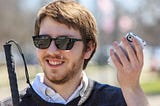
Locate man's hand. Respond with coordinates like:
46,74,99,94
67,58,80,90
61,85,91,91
110,37,150,106
110,37,143,89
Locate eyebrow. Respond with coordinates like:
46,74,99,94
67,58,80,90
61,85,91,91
56,34,82,39
39,34,81,39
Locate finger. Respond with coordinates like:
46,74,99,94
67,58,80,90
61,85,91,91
110,48,123,70
121,37,138,64
113,41,129,66
133,38,144,66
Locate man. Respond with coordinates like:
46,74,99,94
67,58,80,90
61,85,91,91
1,0,149,106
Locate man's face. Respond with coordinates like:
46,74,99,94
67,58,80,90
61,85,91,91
37,17,91,84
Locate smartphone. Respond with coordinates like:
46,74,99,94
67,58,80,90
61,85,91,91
108,32,146,67
125,32,146,48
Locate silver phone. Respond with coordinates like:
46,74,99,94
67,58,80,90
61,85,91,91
108,32,146,67
125,32,146,48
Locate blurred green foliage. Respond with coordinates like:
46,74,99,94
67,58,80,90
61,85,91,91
142,77,160,95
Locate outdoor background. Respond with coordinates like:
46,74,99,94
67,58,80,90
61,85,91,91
0,0,160,105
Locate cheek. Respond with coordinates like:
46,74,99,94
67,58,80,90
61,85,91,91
72,44,85,57
64,46,85,60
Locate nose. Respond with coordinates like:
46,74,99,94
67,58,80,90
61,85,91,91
47,41,60,55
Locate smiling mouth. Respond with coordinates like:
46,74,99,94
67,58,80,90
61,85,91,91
47,59,64,66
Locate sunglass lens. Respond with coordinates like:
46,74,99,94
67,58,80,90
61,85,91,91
33,35,51,49
55,36,74,50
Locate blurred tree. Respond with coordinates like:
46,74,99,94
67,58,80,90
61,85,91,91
0,0,36,50
134,0,160,46
94,0,160,65
0,0,160,65
0,0,38,64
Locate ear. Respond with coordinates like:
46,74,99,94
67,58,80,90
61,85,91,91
84,41,95,59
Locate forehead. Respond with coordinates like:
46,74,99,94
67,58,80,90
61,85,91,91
39,17,81,38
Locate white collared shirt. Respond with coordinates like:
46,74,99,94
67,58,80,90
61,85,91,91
32,71,88,104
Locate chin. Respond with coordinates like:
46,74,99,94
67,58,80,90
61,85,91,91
47,73,70,85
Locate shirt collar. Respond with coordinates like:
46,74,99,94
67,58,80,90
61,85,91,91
32,71,88,104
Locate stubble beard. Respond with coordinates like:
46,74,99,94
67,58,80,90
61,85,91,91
42,54,84,85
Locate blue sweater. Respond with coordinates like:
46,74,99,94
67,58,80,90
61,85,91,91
19,80,127,106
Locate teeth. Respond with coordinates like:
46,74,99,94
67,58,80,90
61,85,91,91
49,61,62,65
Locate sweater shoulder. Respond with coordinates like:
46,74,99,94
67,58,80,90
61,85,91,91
93,81,123,97
87,81,127,106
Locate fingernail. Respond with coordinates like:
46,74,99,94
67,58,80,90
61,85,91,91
113,41,118,47
110,48,114,55
121,37,126,42
132,37,137,42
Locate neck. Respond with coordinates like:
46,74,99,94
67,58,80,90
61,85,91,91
44,72,83,100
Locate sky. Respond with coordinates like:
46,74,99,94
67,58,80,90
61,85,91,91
20,0,143,13
19,0,40,12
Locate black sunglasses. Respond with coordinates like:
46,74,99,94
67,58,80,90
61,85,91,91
32,35,83,50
